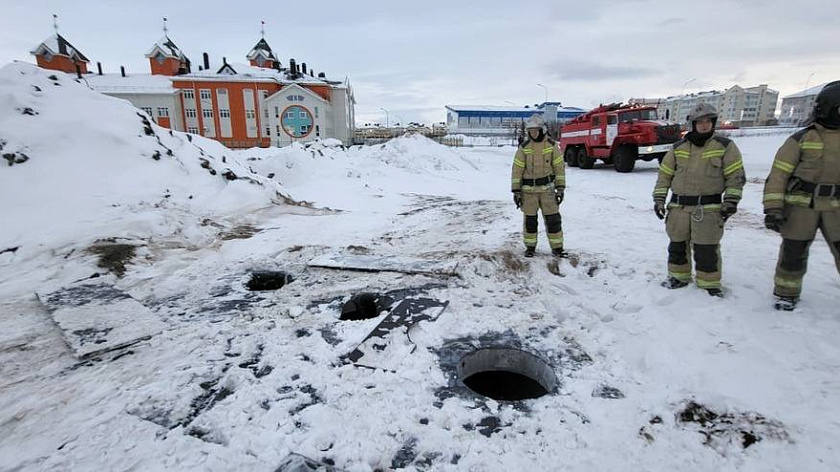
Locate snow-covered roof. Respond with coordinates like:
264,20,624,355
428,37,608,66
784,82,829,99
246,38,277,61
184,62,330,85
145,36,189,62
30,34,89,62
86,73,176,95
446,105,585,113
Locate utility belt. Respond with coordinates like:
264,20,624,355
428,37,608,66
789,178,840,198
522,174,556,186
670,194,722,206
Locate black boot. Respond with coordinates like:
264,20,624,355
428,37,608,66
774,296,798,311
552,247,566,258
706,288,725,298
661,277,689,289
524,247,536,258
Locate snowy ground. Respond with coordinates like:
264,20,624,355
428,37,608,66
1,63,840,471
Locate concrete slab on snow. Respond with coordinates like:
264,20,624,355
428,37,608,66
308,253,458,276
37,279,166,359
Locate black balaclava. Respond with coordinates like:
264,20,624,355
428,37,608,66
685,116,717,146
528,128,546,142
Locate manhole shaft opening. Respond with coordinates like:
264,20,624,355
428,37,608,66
247,271,293,291
458,347,556,401
340,292,384,321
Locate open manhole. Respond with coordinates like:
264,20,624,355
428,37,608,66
246,271,294,291
340,292,383,321
458,348,557,401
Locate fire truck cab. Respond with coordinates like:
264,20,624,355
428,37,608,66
559,103,681,173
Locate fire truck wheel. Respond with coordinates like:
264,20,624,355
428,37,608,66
577,148,595,169
614,146,637,173
565,147,579,167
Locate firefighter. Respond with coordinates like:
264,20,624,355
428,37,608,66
511,114,566,257
763,80,840,311
652,103,746,296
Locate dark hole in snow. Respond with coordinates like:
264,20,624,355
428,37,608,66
247,271,293,291
458,348,556,401
339,292,382,321
88,243,136,277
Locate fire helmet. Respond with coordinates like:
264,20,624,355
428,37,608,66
687,102,718,123
814,80,840,129
525,114,546,129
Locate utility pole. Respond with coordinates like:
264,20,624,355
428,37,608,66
536,83,548,104
379,107,390,128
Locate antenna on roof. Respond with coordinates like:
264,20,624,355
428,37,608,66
163,17,168,35
52,14,59,34
261,20,265,38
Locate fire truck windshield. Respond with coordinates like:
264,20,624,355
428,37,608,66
619,109,658,122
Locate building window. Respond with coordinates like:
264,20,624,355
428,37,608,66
183,90,195,100
316,125,320,137
43,51,53,62
287,111,295,119
300,125,309,133
185,108,197,118
155,52,166,64
314,107,319,118
268,126,273,136
187,127,199,134
141,107,153,116
157,107,169,117
245,110,256,119
203,109,213,118
200,89,211,100
275,107,280,118
299,111,307,119
217,89,227,95
220,109,231,118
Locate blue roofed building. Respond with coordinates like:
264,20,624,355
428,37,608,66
445,102,586,135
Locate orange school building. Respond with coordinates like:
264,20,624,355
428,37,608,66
31,32,356,147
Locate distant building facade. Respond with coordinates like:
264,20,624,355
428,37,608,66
632,84,779,127
779,83,828,127
30,31,356,147
445,102,586,135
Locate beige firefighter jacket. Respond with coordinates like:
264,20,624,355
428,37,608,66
763,124,840,212
511,137,565,193
653,135,746,207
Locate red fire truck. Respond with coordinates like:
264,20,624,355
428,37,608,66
559,103,681,173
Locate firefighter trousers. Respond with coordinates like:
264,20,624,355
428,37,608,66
773,205,840,298
665,205,725,289
521,190,563,249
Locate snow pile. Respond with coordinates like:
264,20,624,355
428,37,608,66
0,62,283,253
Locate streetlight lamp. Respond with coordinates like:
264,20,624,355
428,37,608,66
680,78,696,97
380,107,390,128
536,83,548,104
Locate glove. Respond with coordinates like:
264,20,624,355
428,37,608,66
554,187,565,205
513,191,522,209
654,200,666,220
764,208,785,233
720,201,737,222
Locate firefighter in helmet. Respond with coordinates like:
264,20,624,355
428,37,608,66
652,103,746,296
763,80,840,311
511,114,566,257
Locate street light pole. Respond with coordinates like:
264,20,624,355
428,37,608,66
536,83,548,104
379,107,390,128
680,78,696,97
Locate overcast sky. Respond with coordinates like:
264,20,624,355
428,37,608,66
2,0,838,125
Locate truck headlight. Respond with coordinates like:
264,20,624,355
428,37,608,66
646,146,654,152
